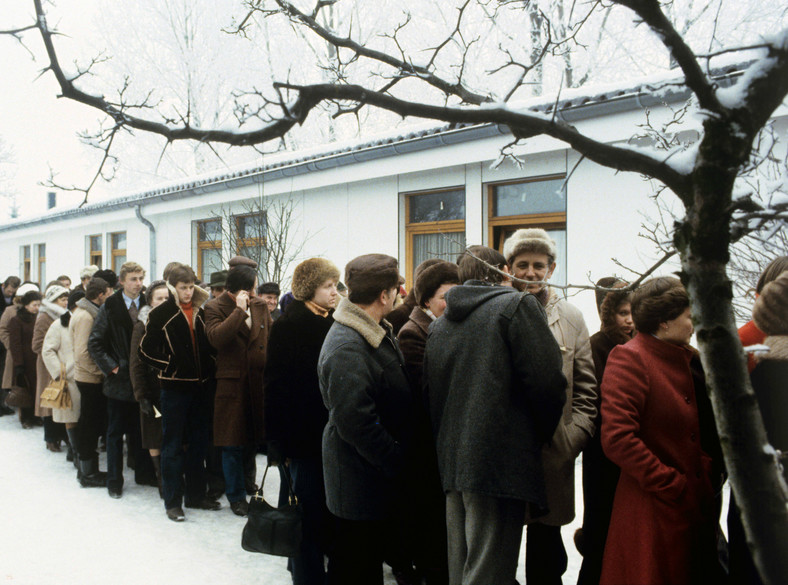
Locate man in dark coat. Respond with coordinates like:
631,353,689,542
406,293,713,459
318,254,413,585
424,246,566,585
0,276,20,415
203,262,271,517
265,257,340,584
88,261,153,498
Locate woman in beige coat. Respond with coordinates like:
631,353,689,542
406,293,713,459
42,290,83,464
33,285,69,451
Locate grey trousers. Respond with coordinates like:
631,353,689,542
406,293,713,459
445,490,526,585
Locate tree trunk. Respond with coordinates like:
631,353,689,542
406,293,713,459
678,161,788,584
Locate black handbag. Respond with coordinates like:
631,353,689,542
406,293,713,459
241,463,303,557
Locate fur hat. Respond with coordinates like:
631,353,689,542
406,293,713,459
292,258,340,301
753,271,788,336
44,284,69,303
415,261,460,307
16,282,39,298
228,255,258,269
502,228,558,265
80,265,99,279
258,282,281,296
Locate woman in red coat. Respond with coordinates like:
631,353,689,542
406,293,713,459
600,277,724,585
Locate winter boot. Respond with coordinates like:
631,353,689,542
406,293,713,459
78,457,107,488
151,455,163,498
66,428,80,469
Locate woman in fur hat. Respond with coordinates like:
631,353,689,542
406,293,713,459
7,288,43,428
33,284,70,451
728,270,788,585
264,257,340,585
577,279,633,585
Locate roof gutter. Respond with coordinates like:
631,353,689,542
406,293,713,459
135,205,156,278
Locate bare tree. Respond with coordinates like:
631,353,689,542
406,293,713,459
0,137,19,219
3,1,788,581
211,195,308,290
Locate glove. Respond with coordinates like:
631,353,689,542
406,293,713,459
13,365,26,388
266,440,285,467
139,398,154,417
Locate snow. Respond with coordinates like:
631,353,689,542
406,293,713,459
0,412,586,584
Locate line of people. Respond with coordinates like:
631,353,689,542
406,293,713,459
0,240,785,585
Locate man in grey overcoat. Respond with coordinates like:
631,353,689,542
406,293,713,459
425,245,566,585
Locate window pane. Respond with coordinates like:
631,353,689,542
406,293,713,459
201,248,223,281
236,214,266,240
90,235,102,252
23,246,30,260
412,231,466,278
409,190,465,223
113,254,127,274
493,179,566,216
38,244,46,258
112,232,127,250
199,220,222,242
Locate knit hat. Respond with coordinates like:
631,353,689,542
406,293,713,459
502,228,558,265
15,282,39,298
292,258,340,301
44,284,70,303
80,265,99,279
228,255,258,269
753,271,788,336
415,261,460,307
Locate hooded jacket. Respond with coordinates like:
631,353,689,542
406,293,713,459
138,284,213,388
425,282,566,509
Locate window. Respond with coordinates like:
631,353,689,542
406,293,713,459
21,245,31,282
89,235,103,268
404,188,466,288
196,219,223,282
488,175,567,290
110,232,127,274
36,244,46,287
235,213,267,271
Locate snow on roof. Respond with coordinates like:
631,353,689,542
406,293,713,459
0,61,753,231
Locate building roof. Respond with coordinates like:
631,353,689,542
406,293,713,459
0,62,750,232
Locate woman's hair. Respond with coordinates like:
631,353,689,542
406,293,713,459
167,265,196,287
145,280,169,305
20,290,42,307
457,245,507,284
225,265,257,294
756,256,788,295
631,276,689,335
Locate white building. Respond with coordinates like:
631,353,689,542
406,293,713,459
0,64,778,329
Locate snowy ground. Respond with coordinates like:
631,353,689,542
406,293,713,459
0,412,586,585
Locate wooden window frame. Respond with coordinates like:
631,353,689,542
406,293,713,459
404,188,466,290
234,213,267,254
110,231,127,274
196,219,222,282
22,245,31,282
88,234,103,268
37,243,46,288
486,175,567,253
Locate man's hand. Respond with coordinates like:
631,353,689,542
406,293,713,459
236,290,249,311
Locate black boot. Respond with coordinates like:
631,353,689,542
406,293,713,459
66,428,80,469
151,454,163,498
78,457,107,488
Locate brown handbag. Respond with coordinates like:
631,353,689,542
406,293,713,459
5,384,33,408
40,365,71,410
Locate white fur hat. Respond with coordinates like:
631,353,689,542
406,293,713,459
45,284,70,303
502,228,558,265
15,283,40,297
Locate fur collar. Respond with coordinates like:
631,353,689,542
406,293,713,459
40,299,67,321
75,297,100,318
333,297,387,348
137,304,152,325
763,335,788,361
164,282,210,310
